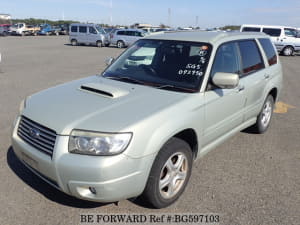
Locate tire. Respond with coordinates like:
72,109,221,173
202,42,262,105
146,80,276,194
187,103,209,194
251,95,274,133
282,46,294,56
141,137,193,208
117,40,125,48
96,40,102,47
71,39,78,46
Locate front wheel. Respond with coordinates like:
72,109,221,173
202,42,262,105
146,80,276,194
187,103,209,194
282,46,294,56
117,40,125,48
141,137,193,208
252,95,274,133
96,40,102,47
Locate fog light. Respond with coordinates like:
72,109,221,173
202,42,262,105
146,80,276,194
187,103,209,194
89,187,97,194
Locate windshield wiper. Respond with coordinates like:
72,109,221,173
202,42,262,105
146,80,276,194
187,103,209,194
105,76,146,85
155,84,197,93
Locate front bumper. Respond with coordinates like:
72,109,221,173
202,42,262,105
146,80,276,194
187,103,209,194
11,116,155,202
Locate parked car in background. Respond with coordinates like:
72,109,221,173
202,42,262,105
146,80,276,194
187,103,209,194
38,24,60,36
9,23,40,36
69,23,109,47
58,24,69,35
241,24,300,56
0,24,11,36
12,31,282,208
110,29,146,48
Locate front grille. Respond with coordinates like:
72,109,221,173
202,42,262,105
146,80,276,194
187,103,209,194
17,116,57,157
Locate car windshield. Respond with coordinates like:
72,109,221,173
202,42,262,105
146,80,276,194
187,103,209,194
102,39,212,92
95,25,105,33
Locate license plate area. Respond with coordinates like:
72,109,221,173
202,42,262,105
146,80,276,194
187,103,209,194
22,152,39,171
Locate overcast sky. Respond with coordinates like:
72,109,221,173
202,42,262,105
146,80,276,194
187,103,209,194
2,0,300,28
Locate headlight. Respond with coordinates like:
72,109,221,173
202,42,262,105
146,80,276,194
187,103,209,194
19,97,28,114
69,130,132,156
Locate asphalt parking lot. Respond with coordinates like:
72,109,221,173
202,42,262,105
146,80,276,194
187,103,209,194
0,36,299,225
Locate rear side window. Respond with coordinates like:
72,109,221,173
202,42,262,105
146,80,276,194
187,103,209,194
79,26,87,33
259,38,277,66
238,40,265,75
71,26,77,32
262,28,281,37
242,27,260,32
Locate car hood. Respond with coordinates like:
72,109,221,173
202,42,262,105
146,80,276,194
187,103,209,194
22,76,188,135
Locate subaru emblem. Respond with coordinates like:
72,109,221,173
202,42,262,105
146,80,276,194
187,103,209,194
29,128,40,139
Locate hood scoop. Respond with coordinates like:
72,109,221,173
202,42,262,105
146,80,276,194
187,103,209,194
80,82,129,98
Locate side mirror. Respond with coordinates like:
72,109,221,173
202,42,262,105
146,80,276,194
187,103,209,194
212,72,239,89
105,57,114,66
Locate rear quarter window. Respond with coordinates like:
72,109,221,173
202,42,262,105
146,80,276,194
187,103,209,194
259,38,277,66
238,40,265,75
262,28,281,37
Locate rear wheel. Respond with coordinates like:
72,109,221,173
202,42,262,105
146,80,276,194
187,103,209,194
117,40,125,48
282,46,294,56
251,95,274,133
71,39,78,46
141,137,193,208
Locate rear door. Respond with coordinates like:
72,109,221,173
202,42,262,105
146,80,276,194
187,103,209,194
237,39,267,120
125,31,136,46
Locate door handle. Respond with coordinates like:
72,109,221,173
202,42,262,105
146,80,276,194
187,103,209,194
264,74,270,79
237,85,244,92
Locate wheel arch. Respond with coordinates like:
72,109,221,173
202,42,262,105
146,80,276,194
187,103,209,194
173,129,199,159
268,87,278,101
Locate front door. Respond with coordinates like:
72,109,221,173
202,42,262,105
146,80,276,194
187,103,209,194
203,41,246,146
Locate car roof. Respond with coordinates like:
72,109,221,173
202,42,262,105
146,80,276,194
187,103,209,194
115,28,144,32
241,24,296,29
70,23,98,26
145,31,268,44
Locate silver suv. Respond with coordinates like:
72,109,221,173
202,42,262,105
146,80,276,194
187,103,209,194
12,31,282,208
110,29,146,48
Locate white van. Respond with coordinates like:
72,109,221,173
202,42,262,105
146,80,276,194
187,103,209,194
69,23,109,47
240,24,300,56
